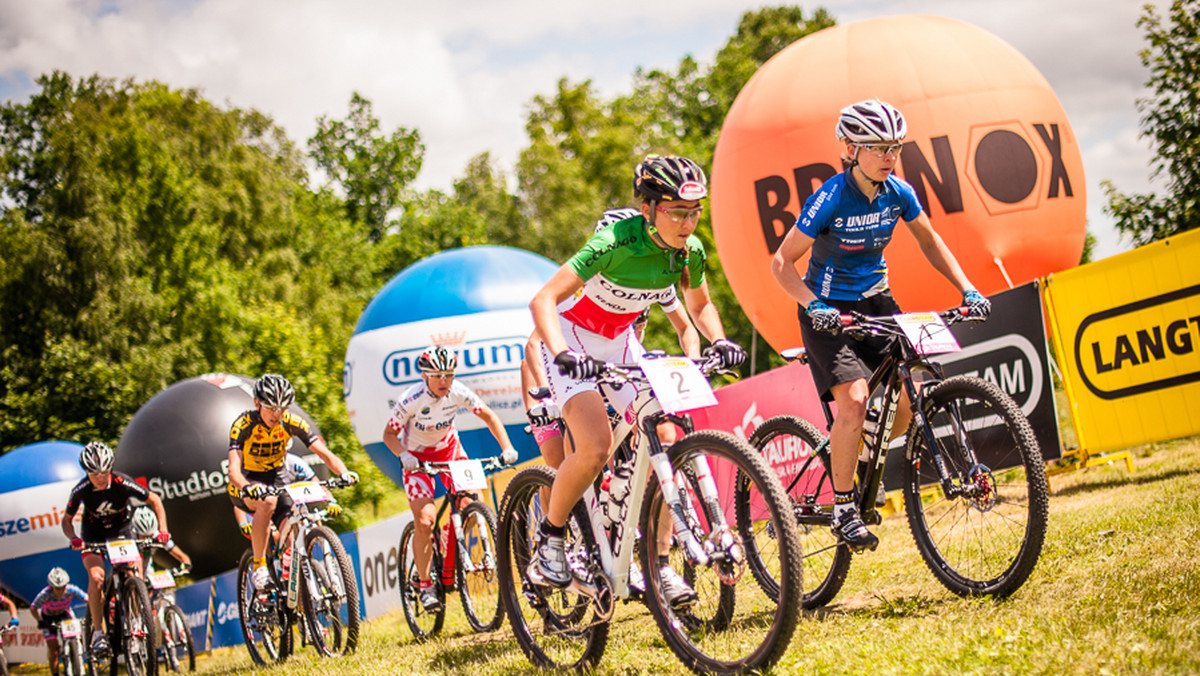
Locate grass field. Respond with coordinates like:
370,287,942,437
11,436,1199,675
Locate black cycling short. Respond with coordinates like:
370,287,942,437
81,521,135,544
798,291,901,402
228,468,293,528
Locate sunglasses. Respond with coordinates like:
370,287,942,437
424,371,455,380
655,205,704,223
857,143,904,158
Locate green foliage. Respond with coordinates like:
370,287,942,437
309,92,425,242
1103,0,1200,246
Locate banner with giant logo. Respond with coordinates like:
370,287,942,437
344,246,558,491
693,282,1058,491
710,15,1086,355
1044,228,1200,454
208,569,243,649
355,511,412,619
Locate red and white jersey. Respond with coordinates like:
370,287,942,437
385,380,485,452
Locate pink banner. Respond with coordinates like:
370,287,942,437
689,362,829,521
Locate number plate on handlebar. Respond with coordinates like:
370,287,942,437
148,569,176,590
285,481,328,505
61,618,82,638
638,356,718,414
106,539,142,565
894,312,961,355
447,459,488,491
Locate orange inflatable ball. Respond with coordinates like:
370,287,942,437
711,15,1086,353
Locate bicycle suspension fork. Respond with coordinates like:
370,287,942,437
643,418,712,566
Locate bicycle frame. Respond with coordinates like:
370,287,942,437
419,461,504,580
797,309,979,521
558,360,729,607
274,487,344,613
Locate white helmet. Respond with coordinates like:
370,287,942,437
835,99,907,144
48,567,70,588
79,441,115,474
132,505,159,537
594,207,641,234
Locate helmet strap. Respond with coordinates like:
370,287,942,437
644,199,688,269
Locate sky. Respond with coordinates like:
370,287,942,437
0,0,1165,261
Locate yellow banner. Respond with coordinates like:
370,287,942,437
1044,228,1200,454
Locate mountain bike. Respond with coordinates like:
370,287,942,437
0,623,14,676
236,476,359,665
397,455,509,640
81,539,158,676
498,353,803,675
143,562,194,673
50,616,88,676
738,307,1049,608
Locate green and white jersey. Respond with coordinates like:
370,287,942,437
561,215,705,339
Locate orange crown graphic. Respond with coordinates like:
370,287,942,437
430,331,466,347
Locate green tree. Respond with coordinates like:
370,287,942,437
0,73,379,516
1103,0,1200,245
308,92,425,243
514,6,834,372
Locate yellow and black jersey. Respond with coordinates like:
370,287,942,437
229,409,319,473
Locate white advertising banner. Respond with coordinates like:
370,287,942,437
355,510,413,619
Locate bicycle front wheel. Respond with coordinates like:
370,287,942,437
497,465,609,671
398,522,445,640
300,525,360,656
120,575,157,676
642,430,803,675
743,414,853,609
64,636,85,676
457,500,504,632
162,605,194,672
904,375,1049,598
236,549,291,664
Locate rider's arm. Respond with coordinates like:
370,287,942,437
168,546,192,567
529,265,586,357
770,227,819,308
521,331,547,411
2,594,15,621
904,212,976,294
226,449,250,493
664,305,701,359
382,424,408,458
681,279,728,345
306,437,349,477
145,491,169,535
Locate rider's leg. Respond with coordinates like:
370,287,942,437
83,553,105,635
828,378,879,551
409,496,437,583
248,495,278,563
545,391,613,529
46,637,60,676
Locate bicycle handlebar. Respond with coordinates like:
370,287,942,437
838,306,982,338
416,454,514,476
236,476,354,500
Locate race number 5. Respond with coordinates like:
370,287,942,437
638,356,718,414
106,539,142,565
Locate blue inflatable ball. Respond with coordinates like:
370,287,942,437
0,441,89,603
344,245,558,489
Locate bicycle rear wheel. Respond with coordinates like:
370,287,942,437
162,605,194,672
904,375,1049,598
497,465,608,671
642,430,803,675
120,575,157,676
743,414,852,609
398,522,445,640
457,500,504,632
236,549,291,664
299,525,360,656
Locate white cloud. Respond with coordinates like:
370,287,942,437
0,0,1167,260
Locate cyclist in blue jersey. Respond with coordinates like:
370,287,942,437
526,155,746,605
771,100,991,551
